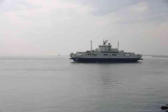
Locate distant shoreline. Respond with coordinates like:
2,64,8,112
144,55,168,58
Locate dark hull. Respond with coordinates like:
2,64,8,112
71,58,142,63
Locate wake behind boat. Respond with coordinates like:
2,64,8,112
70,40,142,63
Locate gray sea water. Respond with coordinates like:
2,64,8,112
0,56,167,112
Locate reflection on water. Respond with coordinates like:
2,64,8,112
0,57,167,112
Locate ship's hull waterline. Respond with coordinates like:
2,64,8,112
70,57,142,63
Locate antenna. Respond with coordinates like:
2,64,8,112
117,41,119,49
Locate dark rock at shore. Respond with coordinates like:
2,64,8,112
161,105,168,110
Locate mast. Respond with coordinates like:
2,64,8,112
90,40,93,51
117,41,119,49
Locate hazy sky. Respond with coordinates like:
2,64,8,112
0,0,168,56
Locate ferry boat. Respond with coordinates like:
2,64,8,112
70,40,142,63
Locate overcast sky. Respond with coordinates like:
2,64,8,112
0,0,168,56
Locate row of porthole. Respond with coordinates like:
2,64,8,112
104,54,117,56
86,54,127,56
